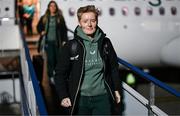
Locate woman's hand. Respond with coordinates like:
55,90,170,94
62,41,66,46
23,13,30,18
115,91,121,104
41,31,46,36
61,97,72,107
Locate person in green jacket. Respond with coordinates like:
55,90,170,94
55,5,121,115
37,0,68,83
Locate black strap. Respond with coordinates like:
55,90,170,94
70,40,78,56
37,35,43,53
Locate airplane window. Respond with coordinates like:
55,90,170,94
147,7,153,16
134,7,141,16
122,7,128,16
68,7,75,16
159,7,165,15
109,7,115,16
97,7,102,16
171,6,177,16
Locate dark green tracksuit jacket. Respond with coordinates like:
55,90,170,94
55,26,121,115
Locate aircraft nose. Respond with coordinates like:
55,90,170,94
160,37,180,67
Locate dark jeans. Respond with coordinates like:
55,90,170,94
24,17,33,35
45,41,59,78
77,94,111,115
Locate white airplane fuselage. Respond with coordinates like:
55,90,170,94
40,0,180,68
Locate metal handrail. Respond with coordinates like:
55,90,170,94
117,57,180,97
19,26,48,115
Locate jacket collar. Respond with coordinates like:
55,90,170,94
74,26,106,41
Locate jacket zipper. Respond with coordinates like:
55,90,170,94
70,40,85,115
105,81,115,101
103,60,115,101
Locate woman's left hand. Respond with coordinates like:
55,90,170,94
62,41,66,46
115,91,121,104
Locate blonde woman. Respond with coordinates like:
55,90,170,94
37,0,68,82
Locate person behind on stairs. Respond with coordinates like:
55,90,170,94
37,0,68,83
